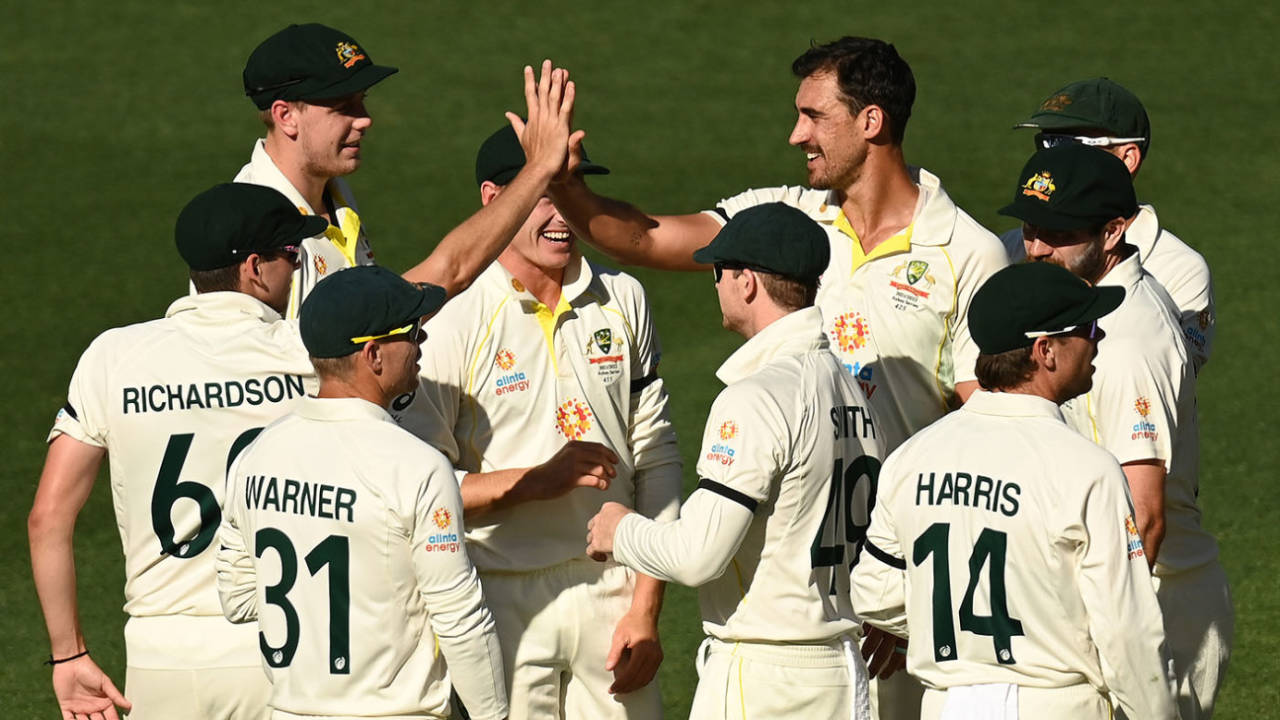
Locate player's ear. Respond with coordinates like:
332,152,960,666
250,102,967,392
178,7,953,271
359,340,383,374
1031,336,1056,371
480,181,502,207
271,100,302,139
1101,217,1127,252
862,105,887,141
1115,143,1142,176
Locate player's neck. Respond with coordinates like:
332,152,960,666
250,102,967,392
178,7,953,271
498,252,566,309
837,149,918,255
263,135,332,217
316,376,392,408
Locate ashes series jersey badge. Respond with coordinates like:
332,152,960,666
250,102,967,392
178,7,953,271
888,259,934,309
585,328,624,385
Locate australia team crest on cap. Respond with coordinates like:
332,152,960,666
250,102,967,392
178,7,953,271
1022,171,1056,201
335,41,366,68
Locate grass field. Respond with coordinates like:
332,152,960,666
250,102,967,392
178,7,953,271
5,1,1277,717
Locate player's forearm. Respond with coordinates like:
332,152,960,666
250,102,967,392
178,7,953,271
460,468,531,517
614,493,751,586
1122,461,1167,567
549,175,714,270
214,520,259,623
28,517,86,657
402,163,556,296
627,572,666,619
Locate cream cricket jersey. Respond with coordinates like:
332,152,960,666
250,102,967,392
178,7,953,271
1060,251,1216,576
710,168,1007,452
235,139,376,319
1000,203,1216,372
852,391,1176,720
614,308,885,643
397,255,682,572
217,397,507,720
48,292,316,666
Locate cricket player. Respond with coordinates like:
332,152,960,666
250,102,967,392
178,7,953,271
216,266,508,719
28,184,324,720
236,24,579,313
27,62,580,719
999,143,1231,719
587,203,885,719
999,77,1215,372
394,124,682,719
852,261,1178,719
547,35,1005,717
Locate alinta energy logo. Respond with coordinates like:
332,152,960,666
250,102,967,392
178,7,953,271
718,420,739,441
555,399,593,440
493,348,529,395
1131,396,1158,441
425,506,459,553
832,312,870,353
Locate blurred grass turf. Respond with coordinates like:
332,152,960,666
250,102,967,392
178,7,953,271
4,1,1276,716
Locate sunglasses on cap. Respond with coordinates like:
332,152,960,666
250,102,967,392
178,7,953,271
1034,132,1147,150
350,317,425,345
1023,318,1101,341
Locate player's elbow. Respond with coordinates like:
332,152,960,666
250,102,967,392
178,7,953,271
27,500,68,547
669,553,734,587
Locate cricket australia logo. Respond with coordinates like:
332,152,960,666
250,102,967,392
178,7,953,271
832,312,870,353
1021,171,1056,201
591,329,613,354
555,399,594,440
335,41,367,68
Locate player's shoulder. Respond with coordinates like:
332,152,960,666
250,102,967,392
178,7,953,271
76,315,178,368
585,260,651,307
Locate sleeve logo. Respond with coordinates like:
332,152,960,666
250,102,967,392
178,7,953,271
1124,513,1145,560
718,420,739,440
425,507,460,552
495,348,516,370
432,507,452,529
1131,396,1158,441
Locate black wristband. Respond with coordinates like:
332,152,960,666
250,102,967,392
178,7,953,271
45,649,89,666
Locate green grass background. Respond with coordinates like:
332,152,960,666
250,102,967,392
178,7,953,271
4,1,1276,716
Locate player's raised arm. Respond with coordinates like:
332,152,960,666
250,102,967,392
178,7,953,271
548,172,722,271
402,60,577,296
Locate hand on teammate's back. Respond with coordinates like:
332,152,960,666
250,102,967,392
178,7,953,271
861,623,908,680
505,59,584,184
518,440,618,503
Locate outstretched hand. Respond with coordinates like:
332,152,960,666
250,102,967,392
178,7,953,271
586,501,635,561
517,440,618,504
52,655,131,720
506,59,585,183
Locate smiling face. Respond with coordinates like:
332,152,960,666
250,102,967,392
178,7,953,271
789,72,867,191
294,91,372,179
484,184,577,272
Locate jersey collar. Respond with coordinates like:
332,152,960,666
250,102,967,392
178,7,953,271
1124,203,1160,262
484,252,596,310
1095,245,1144,294
962,389,1065,422
294,395,395,424
165,291,284,324
716,306,829,385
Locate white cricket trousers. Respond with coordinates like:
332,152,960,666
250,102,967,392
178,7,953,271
689,636,870,719
921,683,1110,720
478,560,661,720
1154,560,1234,720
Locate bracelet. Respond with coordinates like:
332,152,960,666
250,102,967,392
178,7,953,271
45,649,89,666
892,645,908,656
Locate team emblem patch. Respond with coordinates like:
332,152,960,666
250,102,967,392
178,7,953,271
511,278,526,293
593,329,613,354
832,312,870,353
1039,93,1073,112
495,348,516,370
432,507,453,529
1198,309,1212,331
1131,396,1158,441
1021,171,1056,201
335,41,367,68
555,399,594,440
718,421,739,440
1134,397,1151,417
314,255,328,276
906,260,929,285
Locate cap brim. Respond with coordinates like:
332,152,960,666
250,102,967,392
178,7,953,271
691,244,720,265
292,215,331,242
1075,285,1125,326
1011,112,1105,132
997,200,1099,232
303,64,398,101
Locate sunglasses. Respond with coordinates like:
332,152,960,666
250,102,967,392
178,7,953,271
351,317,424,345
260,245,302,267
712,262,777,284
1024,319,1100,340
1034,132,1147,150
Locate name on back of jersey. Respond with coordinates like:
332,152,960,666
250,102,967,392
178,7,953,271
244,474,357,523
832,404,876,440
916,471,1021,517
123,375,307,414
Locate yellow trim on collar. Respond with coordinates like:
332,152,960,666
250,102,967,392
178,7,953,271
324,206,362,268
533,295,573,374
834,210,914,275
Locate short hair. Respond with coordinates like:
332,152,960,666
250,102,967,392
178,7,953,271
310,353,358,381
975,347,1037,391
791,37,916,144
258,100,307,130
189,265,242,293
736,269,819,312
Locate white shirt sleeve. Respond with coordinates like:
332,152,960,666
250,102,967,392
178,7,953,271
216,453,259,624
851,453,909,637
398,315,470,463
410,456,508,720
950,234,1010,385
1070,461,1178,718
1091,340,1177,466
613,485,755,587
48,335,111,447
626,286,682,523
